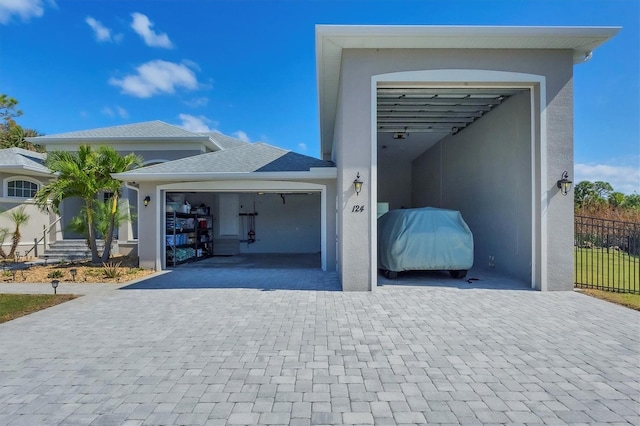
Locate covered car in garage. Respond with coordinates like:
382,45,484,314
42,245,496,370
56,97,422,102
378,207,474,278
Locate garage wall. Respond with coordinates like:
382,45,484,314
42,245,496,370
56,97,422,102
334,47,574,291
411,92,532,283
236,193,321,253
378,160,412,210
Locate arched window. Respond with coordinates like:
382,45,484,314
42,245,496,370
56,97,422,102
4,177,40,199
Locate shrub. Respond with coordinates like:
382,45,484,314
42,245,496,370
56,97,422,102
102,261,122,279
47,270,64,279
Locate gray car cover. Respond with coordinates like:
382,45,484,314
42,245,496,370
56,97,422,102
378,207,474,272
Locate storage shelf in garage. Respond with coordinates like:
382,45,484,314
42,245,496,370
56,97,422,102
165,211,214,267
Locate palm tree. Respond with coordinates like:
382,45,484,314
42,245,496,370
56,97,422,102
95,147,142,263
7,206,29,259
34,145,142,264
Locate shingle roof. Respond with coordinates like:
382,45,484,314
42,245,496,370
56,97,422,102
0,148,50,174
31,121,205,140
123,143,334,176
203,132,250,150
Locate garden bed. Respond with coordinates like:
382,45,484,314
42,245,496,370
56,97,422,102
0,256,155,284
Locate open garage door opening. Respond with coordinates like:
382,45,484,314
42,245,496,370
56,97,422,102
375,84,534,286
164,190,322,270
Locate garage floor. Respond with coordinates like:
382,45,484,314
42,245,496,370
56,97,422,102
174,254,530,291
178,253,321,270
378,268,532,291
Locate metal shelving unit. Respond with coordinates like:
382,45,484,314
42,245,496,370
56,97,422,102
166,211,214,267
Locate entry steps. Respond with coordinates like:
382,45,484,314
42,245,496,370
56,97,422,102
40,239,112,262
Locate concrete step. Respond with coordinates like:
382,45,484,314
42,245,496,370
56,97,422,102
41,240,110,260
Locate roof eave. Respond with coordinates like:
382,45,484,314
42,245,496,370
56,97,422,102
316,24,621,159
27,135,218,152
0,165,54,177
113,168,338,182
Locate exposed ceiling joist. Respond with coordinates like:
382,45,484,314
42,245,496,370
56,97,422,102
377,105,493,113
377,87,527,134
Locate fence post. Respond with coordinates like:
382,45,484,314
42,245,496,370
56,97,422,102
34,238,38,257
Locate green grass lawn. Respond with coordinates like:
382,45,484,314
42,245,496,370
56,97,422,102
580,289,640,311
575,247,639,293
0,294,77,324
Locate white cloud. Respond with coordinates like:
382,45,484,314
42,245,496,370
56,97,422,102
102,106,129,119
109,60,198,98
183,97,209,108
116,106,129,119
233,131,250,142
130,12,173,48
177,114,216,133
86,16,114,42
575,161,640,195
0,0,48,24
297,142,307,152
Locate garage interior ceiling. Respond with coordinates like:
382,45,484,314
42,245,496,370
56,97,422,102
377,87,528,162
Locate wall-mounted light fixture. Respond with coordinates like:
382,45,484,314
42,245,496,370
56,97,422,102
556,171,573,196
353,172,363,196
143,196,151,207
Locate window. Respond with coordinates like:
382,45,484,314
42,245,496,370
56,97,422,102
103,192,114,203
7,180,38,198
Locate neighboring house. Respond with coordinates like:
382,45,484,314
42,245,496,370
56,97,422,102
0,148,54,258
28,25,620,291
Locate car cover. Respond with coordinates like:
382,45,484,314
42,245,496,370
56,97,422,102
378,207,474,272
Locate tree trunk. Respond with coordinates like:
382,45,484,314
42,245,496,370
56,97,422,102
100,194,119,263
8,230,20,259
86,201,100,264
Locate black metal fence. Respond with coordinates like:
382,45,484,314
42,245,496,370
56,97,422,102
575,215,640,294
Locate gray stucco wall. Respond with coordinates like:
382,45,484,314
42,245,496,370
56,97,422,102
334,47,575,291
411,92,532,284
137,182,158,270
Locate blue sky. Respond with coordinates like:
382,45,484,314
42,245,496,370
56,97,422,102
1,0,638,193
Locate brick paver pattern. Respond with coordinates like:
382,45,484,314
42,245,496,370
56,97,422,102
0,268,638,425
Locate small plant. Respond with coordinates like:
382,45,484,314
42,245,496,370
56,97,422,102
47,270,64,279
85,268,100,277
102,261,122,279
127,267,143,275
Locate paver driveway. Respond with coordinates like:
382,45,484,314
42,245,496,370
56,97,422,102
0,268,638,425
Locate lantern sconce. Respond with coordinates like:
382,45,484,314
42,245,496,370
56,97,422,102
353,172,363,196
143,196,151,207
556,171,573,196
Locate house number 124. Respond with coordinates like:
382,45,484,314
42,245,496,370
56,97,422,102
351,205,365,213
